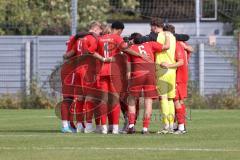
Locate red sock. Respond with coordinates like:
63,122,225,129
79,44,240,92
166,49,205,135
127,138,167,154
101,115,107,125
111,104,120,125
182,104,186,125
176,107,184,124
143,116,150,128
61,100,70,120
95,117,101,125
128,113,136,125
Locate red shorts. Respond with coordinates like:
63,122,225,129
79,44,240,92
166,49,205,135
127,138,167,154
61,70,75,98
175,82,187,100
73,67,98,96
129,74,158,98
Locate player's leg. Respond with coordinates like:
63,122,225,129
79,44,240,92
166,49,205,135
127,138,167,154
73,71,86,133
119,94,129,133
174,83,187,134
142,98,152,134
127,95,136,134
174,99,186,134
157,78,170,134
98,76,109,134
110,104,121,134
93,101,102,133
108,76,122,134
128,75,144,134
61,69,76,133
84,98,95,133
75,97,85,133
141,75,158,134
167,72,176,133
61,97,74,133
181,101,187,126
168,98,175,133
135,98,140,125
159,96,170,134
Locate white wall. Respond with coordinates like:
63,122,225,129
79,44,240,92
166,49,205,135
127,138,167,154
122,22,232,36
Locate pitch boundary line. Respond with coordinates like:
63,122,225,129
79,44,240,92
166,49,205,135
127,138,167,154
0,146,239,152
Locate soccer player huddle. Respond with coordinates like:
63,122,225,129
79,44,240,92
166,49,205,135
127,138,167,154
60,18,193,135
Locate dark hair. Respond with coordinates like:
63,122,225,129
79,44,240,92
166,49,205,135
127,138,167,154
111,21,125,30
129,32,142,44
150,18,164,28
163,24,175,34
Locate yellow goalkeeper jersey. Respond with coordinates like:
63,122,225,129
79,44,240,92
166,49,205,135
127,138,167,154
155,31,176,68
155,31,177,98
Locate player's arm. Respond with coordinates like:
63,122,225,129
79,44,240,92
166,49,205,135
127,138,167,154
162,32,170,50
123,48,152,63
87,43,113,62
161,59,184,69
180,41,194,53
127,61,131,79
63,49,75,59
119,40,151,62
160,43,184,69
151,34,169,53
91,52,112,62
85,36,112,62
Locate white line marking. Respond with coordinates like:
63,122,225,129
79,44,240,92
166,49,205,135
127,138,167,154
0,147,239,152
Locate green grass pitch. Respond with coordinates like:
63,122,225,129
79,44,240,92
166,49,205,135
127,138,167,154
0,109,240,160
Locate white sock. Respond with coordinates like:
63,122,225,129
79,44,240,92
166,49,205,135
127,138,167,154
113,125,118,131
102,125,108,133
173,122,178,130
86,123,93,129
169,123,174,130
164,123,169,130
62,120,68,128
178,124,185,131
143,127,148,132
129,124,134,128
112,125,119,134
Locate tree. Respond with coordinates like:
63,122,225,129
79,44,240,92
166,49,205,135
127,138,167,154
77,0,109,30
0,0,110,35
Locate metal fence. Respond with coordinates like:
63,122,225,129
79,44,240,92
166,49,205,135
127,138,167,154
0,36,237,96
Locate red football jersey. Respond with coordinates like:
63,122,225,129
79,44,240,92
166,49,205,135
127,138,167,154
82,34,98,54
129,41,163,63
98,34,126,76
66,36,76,53
183,42,192,62
175,41,188,83
128,41,163,75
73,34,98,56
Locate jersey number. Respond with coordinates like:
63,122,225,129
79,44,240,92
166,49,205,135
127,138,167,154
138,45,147,56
